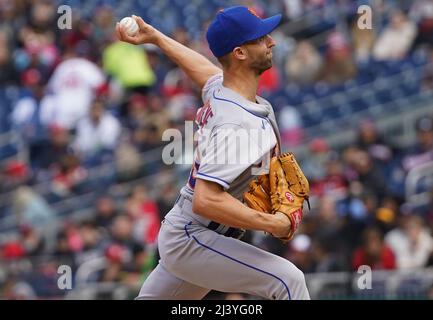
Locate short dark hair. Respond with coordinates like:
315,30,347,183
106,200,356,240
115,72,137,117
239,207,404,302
217,54,231,68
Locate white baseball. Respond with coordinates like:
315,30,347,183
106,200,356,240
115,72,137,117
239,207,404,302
119,17,139,36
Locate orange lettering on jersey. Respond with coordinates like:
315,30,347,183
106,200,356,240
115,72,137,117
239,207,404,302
196,101,213,128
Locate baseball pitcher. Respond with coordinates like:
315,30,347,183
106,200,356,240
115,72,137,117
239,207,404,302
117,6,311,300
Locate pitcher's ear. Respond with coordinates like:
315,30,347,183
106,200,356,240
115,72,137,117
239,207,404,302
233,46,247,61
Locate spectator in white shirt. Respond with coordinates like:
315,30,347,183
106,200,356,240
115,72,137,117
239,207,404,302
385,215,433,269
44,52,107,129
373,10,417,61
73,98,121,162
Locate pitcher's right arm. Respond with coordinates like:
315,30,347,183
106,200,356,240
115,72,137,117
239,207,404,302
193,179,292,238
117,15,222,90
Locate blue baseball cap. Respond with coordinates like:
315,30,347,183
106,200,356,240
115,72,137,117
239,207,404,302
206,6,282,58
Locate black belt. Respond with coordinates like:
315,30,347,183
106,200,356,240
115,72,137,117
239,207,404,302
176,194,245,240
207,221,245,240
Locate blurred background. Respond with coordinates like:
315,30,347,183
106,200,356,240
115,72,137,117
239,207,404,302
1,0,433,300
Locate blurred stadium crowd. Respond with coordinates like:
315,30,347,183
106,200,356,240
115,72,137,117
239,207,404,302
1,0,433,299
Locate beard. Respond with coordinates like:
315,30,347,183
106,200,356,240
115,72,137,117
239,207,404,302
250,54,273,75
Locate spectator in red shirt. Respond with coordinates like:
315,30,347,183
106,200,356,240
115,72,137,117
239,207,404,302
258,67,280,95
352,227,396,270
125,185,160,244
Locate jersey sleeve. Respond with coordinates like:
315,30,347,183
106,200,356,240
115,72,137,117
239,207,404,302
201,73,223,103
196,123,264,189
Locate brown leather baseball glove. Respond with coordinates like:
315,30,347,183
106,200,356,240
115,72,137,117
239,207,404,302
243,152,310,241
243,174,272,214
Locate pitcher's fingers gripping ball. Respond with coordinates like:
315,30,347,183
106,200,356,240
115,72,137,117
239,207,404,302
119,17,139,36
116,15,159,45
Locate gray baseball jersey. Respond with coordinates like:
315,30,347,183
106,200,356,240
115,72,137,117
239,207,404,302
180,73,281,201
137,74,310,300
